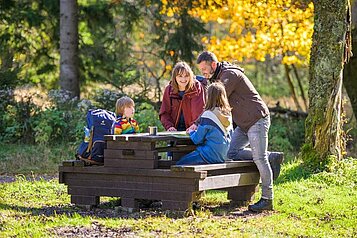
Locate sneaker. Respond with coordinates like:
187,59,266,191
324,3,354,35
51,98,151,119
248,198,273,212
269,152,284,180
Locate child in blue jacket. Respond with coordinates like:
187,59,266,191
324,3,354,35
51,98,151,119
176,82,233,165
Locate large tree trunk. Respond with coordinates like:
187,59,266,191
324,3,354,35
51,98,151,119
301,0,352,169
343,1,357,119
60,0,80,99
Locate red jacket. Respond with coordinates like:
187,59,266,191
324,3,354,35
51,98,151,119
159,81,205,130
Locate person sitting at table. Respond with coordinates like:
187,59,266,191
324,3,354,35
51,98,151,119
176,82,233,165
159,61,205,132
112,96,139,135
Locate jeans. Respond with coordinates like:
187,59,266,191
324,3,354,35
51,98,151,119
176,150,208,165
227,115,273,199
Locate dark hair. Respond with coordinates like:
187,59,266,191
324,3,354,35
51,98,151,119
197,51,219,64
170,61,195,93
205,82,231,115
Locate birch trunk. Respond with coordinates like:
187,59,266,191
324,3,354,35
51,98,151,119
60,0,80,99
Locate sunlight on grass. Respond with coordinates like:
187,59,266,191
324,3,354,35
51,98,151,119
1,158,356,237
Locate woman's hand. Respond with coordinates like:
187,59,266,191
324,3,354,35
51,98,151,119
167,127,177,132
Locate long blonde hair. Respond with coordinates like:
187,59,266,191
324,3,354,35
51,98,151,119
170,61,195,93
205,82,231,115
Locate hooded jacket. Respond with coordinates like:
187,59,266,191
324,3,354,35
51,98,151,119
159,80,205,130
211,62,269,132
189,108,233,163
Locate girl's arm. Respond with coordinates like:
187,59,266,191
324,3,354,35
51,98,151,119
189,124,208,145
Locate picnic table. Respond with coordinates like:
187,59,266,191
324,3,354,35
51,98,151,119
59,132,260,210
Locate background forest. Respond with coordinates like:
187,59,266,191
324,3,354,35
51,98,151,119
0,0,356,172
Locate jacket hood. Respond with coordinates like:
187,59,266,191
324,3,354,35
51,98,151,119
201,108,233,136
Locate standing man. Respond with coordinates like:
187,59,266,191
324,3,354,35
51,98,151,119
196,51,282,212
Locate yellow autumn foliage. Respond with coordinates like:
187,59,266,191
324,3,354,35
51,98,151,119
161,0,314,66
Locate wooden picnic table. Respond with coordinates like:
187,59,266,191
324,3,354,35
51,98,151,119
59,131,261,210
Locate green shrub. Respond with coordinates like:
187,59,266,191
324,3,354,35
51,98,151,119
135,102,164,133
269,115,305,155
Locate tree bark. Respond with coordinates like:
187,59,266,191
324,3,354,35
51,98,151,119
302,0,352,168
343,1,357,119
60,0,80,99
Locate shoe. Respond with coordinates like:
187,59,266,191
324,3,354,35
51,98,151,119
248,198,273,212
269,152,284,180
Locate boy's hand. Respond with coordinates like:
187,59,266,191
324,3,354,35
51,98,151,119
167,127,177,132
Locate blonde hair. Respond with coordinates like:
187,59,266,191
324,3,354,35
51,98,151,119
171,61,195,93
115,96,134,116
205,82,231,115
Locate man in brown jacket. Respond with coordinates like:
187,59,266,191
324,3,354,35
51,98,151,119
196,51,283,212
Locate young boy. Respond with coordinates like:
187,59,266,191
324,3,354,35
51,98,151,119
113,96,139,134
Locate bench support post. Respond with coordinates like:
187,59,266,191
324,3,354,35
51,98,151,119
227,185,258,206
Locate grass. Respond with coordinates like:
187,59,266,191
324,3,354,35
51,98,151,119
1,148,356,237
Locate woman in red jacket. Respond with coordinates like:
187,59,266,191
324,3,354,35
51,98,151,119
159,61,205,132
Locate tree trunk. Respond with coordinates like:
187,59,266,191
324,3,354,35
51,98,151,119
343,1,357,119
301,0,352,169
284,64,302,111
60,0,80,99
292,64,308,111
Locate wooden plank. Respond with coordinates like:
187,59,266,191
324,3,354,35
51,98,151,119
62,173,199,186
68,186,194,201
73,160,85,167
155,145,196,153
71,195,99,205
157,160,175,169
64,178,198,192
171,160,256,172
107,141,155,150
207,166,258,176
198,172,260,191
227,185,258,202
62,160,74,167
104,149,158,160
104,158,158,169
59,166,207,179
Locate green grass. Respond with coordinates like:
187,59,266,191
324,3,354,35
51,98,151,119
1,157,356,237
0,143,75,174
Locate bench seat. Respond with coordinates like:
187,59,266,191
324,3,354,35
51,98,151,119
59,160,260,210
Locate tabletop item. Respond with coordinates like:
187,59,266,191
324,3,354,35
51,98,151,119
149,126,158,136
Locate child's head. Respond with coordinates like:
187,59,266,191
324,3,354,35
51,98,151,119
205,82,231,115
171,61,194,92
115,96,135,118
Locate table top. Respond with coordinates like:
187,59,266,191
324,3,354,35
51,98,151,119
104,131,192,142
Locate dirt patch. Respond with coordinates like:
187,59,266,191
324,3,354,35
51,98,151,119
51,221,136,238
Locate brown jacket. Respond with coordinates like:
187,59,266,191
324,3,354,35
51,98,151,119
211,62,269,132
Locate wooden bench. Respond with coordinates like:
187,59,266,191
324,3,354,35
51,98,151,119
59,133,260,210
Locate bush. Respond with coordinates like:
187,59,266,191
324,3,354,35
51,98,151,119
135,102,164,133
269,114,305,155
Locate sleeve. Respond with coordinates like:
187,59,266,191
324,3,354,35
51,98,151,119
113,120,123,135
189,124,208,145
221,71,239,98
159,86,175,130
132,119,140,133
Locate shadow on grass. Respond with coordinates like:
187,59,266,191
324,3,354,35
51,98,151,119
274,161,312,185
0,199,269,220
0,200,192,219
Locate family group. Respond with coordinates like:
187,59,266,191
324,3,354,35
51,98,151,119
112,51,284,212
